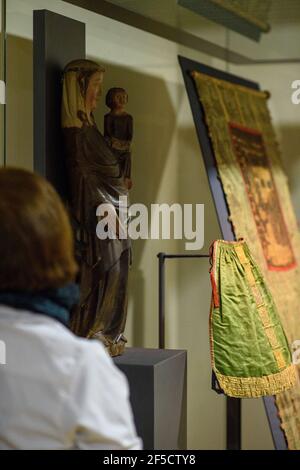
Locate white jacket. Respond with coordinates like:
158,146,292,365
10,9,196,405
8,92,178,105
0,305,142,450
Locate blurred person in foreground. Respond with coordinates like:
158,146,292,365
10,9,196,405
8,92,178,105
0,168,141,450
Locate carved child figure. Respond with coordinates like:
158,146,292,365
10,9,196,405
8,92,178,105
104,88,133,190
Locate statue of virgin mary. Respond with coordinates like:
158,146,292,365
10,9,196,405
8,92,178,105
61,59,130,357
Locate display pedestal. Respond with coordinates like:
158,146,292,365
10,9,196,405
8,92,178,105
114,348,187,450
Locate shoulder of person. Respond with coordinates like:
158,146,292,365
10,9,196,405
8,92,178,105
72,336,127,386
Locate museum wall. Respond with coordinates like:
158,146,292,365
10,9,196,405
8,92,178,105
7,0,300,450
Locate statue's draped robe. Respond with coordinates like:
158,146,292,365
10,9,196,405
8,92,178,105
61,60,131,353
63,124,130,341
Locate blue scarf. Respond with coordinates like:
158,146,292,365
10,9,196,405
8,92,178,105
0,283,80,327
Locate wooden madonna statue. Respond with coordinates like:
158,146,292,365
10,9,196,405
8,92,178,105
61,59,132,357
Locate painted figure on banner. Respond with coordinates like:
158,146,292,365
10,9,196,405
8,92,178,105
229,123,296,271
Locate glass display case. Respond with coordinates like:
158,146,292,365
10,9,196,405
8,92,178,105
68,0,300,63
3,0,299,451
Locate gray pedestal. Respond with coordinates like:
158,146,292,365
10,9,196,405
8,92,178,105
114,348,187,450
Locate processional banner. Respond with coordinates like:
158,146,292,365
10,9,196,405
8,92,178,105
192,70,300,449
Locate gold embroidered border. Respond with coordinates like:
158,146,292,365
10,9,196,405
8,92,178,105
264,326,280,349
234,244,287,371
215,364,297,398
274,350,287,370
258,305,272,328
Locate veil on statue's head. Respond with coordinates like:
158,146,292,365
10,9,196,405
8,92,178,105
61,59,105,129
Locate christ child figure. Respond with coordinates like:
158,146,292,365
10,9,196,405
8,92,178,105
104,87,133,190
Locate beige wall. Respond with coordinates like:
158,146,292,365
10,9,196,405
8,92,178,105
7,0,300,450
6,35,33,169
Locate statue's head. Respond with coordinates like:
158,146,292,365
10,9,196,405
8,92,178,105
105,87,128,111
62,59,105,128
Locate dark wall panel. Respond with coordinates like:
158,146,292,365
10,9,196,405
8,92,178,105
33,9,85,198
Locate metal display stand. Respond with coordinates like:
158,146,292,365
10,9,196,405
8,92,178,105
158,252,241,450
158,253,209,350
158,252,287,450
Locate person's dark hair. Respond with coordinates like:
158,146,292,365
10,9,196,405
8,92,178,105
0,168,78,291
105,87,128,109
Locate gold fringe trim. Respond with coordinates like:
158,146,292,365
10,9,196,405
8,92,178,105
215,364,297,398
191,70,268,100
